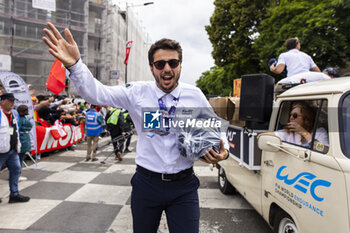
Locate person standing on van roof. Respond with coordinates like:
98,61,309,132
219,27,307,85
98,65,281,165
42,22,229,233
270,37,321,77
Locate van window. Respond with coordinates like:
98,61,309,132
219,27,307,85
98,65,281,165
339,93,350,158
275,99,329,153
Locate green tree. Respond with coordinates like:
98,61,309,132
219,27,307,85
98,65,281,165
206,0,270,68
196,64,238,96
200,0,272,96
198,0,350,95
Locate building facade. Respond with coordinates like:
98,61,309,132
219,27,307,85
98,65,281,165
0,0,153,95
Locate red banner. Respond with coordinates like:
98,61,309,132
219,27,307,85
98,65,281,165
31,123,84,154
124,41,133,65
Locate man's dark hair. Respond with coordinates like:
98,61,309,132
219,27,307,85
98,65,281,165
148,38,182,66
285,37,300,50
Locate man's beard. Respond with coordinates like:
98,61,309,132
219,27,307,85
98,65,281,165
153,71,181,92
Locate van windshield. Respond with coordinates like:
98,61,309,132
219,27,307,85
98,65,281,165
340,93,350,158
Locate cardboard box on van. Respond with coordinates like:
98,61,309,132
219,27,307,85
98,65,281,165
208,97,245,127
233,78,241,97
208,97,228,119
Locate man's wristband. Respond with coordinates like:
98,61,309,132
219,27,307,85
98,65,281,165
224,150,229,160
65,58,80,72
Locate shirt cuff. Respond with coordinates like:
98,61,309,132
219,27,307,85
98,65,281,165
66,58,82,74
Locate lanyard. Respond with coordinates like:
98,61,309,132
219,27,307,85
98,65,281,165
4,112,13,126
158,96,179,131
158,97,179,116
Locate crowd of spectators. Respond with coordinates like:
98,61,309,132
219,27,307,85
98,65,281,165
0,82,122,153
34,95,87,127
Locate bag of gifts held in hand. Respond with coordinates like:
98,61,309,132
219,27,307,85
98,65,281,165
177,118,222,161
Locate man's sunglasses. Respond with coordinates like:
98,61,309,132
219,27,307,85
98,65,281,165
152,59,180,70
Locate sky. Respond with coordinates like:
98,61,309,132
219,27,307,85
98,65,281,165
116,0,216,85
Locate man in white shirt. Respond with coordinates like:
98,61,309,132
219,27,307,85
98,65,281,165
42,22,229,233
270,37,321,77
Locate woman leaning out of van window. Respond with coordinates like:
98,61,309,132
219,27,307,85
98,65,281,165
261,102,329,152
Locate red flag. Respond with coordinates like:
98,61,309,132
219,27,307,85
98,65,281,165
124,41,133,65
46,59,66,95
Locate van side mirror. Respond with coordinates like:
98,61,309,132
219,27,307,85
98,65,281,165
258,134,281,152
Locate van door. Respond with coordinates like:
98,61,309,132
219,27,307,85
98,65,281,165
336,91,350,231
261,99,348,233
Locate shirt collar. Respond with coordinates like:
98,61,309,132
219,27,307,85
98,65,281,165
153,82,181,99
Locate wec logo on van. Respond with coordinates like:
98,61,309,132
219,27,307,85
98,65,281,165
276,166,332,202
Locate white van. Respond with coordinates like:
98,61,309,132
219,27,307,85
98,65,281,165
218,77,350,233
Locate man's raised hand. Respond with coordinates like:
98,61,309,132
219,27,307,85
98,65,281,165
42,22,80,67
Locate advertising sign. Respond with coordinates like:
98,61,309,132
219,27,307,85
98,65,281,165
0,54,11,71
110,70,120,79
32,0,56,12
0,71,37,152
33,123,84,154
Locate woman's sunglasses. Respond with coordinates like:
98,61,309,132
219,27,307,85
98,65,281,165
290,113,301,119
152,59,180,70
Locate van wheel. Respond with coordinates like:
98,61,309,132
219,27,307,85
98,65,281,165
274,211,298,233
218,166,235,194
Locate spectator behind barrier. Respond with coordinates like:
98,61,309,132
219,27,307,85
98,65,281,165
36,96,65,125
17,105,33,169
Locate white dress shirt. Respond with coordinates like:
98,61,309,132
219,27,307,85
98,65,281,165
277,49,317,77
67,59,228,173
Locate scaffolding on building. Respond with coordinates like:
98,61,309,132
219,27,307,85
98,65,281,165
0,0,152,95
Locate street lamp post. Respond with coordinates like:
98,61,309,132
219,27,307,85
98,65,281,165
125,2,154,84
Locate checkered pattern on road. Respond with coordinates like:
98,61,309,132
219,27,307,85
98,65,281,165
0,136,272,233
